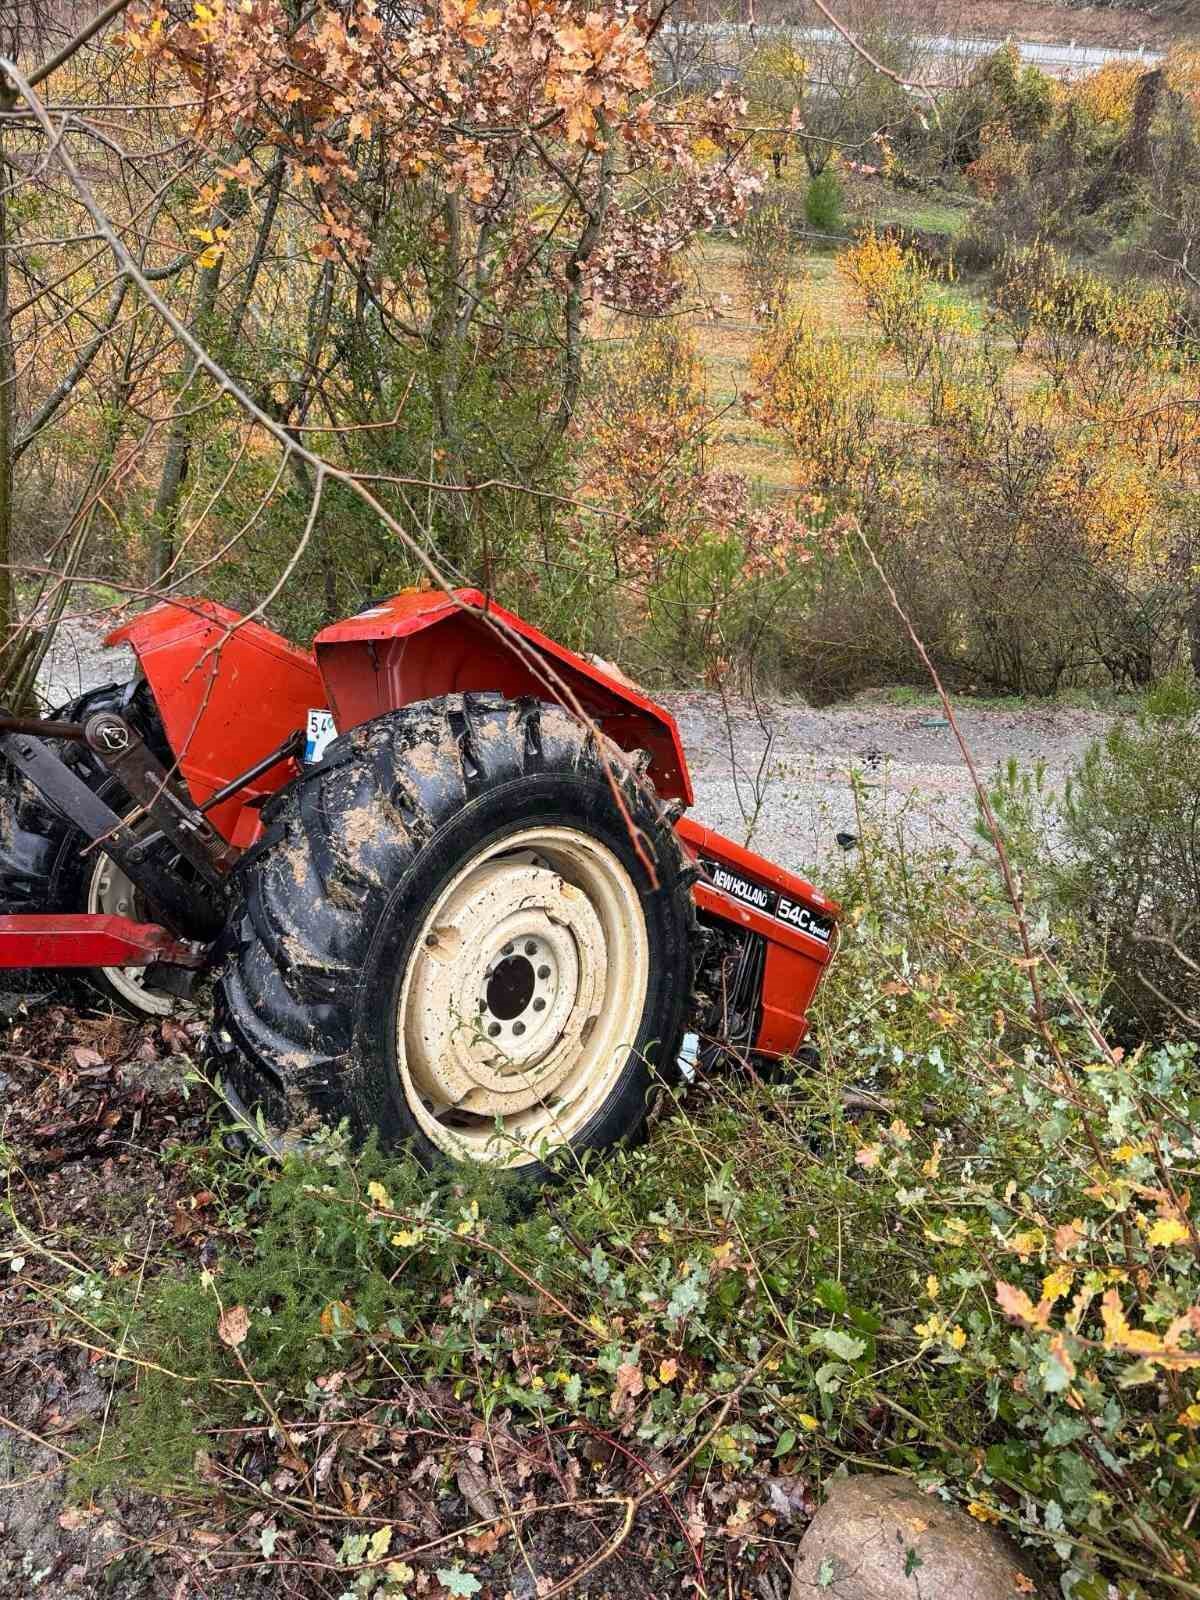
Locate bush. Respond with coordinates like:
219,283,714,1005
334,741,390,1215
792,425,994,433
738,196,799,321
804,168,843,232
995,695,1200,1041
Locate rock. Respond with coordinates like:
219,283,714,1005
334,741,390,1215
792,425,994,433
790,1474,1043,1600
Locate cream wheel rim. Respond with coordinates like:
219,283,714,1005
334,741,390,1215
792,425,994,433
86,853,175,1016
397,826,649,1166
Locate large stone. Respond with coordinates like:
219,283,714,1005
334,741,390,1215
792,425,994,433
790,1474,1044,1600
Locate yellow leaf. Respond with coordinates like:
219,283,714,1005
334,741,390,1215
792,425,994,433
367,1180,393,1208
967,1500,1001,1524
1148,1217,1188,1249
949,1325,967,1350
1041,1267,1073,1304
1178,1403,1200,1427
1010,1229,1043,1260
659,1358,679,1383
797,1413,820,1432
926,1274,940,1300
391,1229,423,1247
1112,1141,1146,1163
368,1525,392,1561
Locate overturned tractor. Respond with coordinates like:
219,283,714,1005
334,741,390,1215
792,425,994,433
0,590,837,1172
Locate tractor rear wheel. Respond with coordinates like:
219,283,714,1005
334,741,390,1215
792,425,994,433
212,695,696,1175
0,679,178,1016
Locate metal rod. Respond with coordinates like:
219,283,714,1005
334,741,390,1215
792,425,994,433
0,715,85,739
198,728,305,815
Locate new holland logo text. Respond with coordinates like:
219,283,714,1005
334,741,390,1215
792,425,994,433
709,863,776,914
703,861,833,945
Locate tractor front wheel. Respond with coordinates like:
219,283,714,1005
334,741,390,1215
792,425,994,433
212,696,696,1175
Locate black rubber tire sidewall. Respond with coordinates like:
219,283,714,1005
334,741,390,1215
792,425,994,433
352,772,692,1177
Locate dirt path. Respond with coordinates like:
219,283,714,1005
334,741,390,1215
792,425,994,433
661,689,1109,881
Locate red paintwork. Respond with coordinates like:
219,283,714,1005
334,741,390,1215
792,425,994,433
313,588,694,806
106,599,323,847
0,914,201,968
676,818,839,1056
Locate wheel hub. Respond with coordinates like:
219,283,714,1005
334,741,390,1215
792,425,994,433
397,827,650,1163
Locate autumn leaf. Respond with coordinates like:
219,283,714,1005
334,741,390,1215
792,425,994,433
1148,1217,1189,1249
319,1300,353,1335
217,1304,250,1348
995,1281,1047,1329
609,1361,644,1418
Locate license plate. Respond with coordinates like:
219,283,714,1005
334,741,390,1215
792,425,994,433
304,709,337,764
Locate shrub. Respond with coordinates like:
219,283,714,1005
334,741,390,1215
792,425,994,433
747,297,884,497
995,699,1200,1041
738,196,799,321
804,168,843,232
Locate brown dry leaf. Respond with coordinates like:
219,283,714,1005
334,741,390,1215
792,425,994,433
217,1303,250,1348
466,1520,508,1555
71,1046,104,1069
610,1360,644,1418
58,1506,99,1530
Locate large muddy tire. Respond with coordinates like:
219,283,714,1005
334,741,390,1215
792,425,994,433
0,678,178,1016
212,695,697,1175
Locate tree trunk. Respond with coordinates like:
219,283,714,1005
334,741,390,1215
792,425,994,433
151,183,247,584
0,88,16,666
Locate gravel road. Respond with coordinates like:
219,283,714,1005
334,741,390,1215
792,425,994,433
659,690,1110,881
35,622,1110,881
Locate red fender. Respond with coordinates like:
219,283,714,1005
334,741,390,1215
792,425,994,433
312,587,694,805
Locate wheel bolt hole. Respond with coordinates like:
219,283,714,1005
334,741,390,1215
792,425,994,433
524,941,537,955
537,964,550,980
502,942,514,956
533,998,546,1012
513,1021,525,1036
488,1022,501,1038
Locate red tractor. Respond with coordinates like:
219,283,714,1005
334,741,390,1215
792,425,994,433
0,590,837,1174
